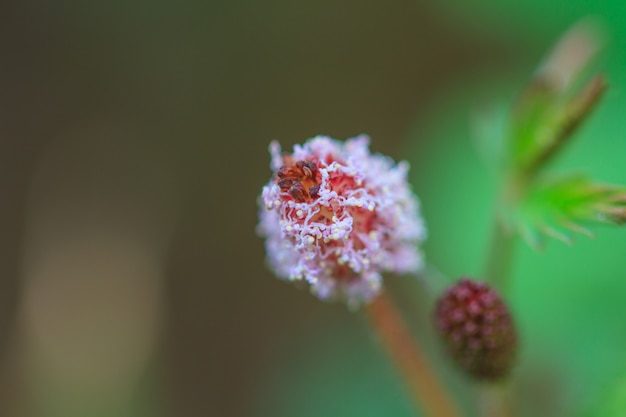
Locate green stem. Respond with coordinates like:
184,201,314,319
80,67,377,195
481,174,523,417
477,382,514,417
485,170,528,293
485,217,517,294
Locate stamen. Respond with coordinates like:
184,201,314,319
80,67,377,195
289,181,307,202
277,178,294,190
276,160,320,201
309,184,320,198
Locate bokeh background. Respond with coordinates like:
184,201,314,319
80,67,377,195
2,1,626,416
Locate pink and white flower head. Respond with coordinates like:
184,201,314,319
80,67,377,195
257,135,426,307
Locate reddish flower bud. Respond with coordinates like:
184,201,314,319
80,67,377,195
434,278,517,380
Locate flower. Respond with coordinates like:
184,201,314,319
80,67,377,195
257,135,426,306
434,278,518,380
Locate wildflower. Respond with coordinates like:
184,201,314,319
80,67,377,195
434,278,518,380
257,135,426,306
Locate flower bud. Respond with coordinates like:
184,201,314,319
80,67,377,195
434,278,517,380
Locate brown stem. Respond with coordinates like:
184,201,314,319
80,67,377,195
365,292,462,417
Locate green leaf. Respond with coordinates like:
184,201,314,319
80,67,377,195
507,22,606,176
509,78,559,170
508,174,626,249
509,75,606,176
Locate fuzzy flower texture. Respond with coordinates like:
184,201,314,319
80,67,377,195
257,135,426,306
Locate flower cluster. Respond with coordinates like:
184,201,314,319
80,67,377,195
257,135,426,306
434,278,518,380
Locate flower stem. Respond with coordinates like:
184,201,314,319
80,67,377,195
477,382,514,417
485,218,517,294
486,169,528,293
481,177,521,417
365,292,462,417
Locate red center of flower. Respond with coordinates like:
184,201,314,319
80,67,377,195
274,154,385,281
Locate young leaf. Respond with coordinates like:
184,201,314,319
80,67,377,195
522,76,606,175
508,22,605,177
508,174,626,248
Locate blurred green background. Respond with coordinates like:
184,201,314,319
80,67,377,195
2,0,626,416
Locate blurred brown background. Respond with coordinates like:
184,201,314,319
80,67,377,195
0,1,531,416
